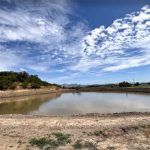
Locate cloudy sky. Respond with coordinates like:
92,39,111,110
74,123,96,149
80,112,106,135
0,0,150,84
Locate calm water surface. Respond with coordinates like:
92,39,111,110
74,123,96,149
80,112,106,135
0,92,150,116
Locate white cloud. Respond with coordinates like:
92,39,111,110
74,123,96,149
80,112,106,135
0,49,22,71
73,5,150,72
104,53,150,71
0,5,66,43
0,0,88,72
0,2,150,78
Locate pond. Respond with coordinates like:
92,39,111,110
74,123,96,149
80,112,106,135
0,92,150,116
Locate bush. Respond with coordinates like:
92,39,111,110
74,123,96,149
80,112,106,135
52,132,71,145
73,140,98,150
29,138,57,149
73,140,83,149
9,84,16,90
21,82,28,89
29,132,71,149
30,83,41,89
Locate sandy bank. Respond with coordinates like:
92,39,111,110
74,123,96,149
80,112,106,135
0,113,150,150
0,88,64,99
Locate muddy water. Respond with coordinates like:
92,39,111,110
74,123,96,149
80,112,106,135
0,92,150,115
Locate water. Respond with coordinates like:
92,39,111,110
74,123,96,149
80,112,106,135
0,92,150,116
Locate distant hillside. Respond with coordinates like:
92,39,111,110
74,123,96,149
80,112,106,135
62,84,85,88
0,71,60,90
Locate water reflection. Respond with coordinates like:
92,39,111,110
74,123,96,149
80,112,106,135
0,92,150,115
0,93,61,114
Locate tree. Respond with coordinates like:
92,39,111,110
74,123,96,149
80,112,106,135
0,78,12,90
17,71,29,82
119,81,131,87
28,75,41,84
134,82,140,86
30,83,41,89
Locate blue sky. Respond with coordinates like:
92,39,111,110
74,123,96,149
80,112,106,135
0,0,150,84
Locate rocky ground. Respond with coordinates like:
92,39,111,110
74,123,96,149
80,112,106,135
0,113,149,150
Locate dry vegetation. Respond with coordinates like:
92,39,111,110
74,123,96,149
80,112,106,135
0,113,149,150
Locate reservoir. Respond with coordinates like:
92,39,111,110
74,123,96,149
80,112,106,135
0,92,150,116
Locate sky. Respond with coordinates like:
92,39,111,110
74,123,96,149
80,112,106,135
0,0,150,84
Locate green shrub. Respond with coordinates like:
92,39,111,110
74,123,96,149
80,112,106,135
9,84,16,90
21,82,28,89
73,140,83,149
73,140,98,150
52,132,71,145
30,83,41,89
29,133,71,149
29,138,48,149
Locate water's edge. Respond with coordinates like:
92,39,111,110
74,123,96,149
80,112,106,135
0,87,150,100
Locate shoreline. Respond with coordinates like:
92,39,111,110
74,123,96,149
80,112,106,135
77,87,150,94
0,87,150,100
0,112,149,150
0,88,65,99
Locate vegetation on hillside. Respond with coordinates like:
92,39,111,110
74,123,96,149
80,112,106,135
0,71,60,90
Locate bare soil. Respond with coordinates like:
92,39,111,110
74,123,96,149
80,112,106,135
0,113,149,150
0,89,63,99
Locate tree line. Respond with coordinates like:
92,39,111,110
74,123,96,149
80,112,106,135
118,81,150,87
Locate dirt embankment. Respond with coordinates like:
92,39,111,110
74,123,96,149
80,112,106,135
0,88,64,99
0,113,150,150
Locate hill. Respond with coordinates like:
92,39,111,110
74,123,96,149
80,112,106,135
0,71,60,90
